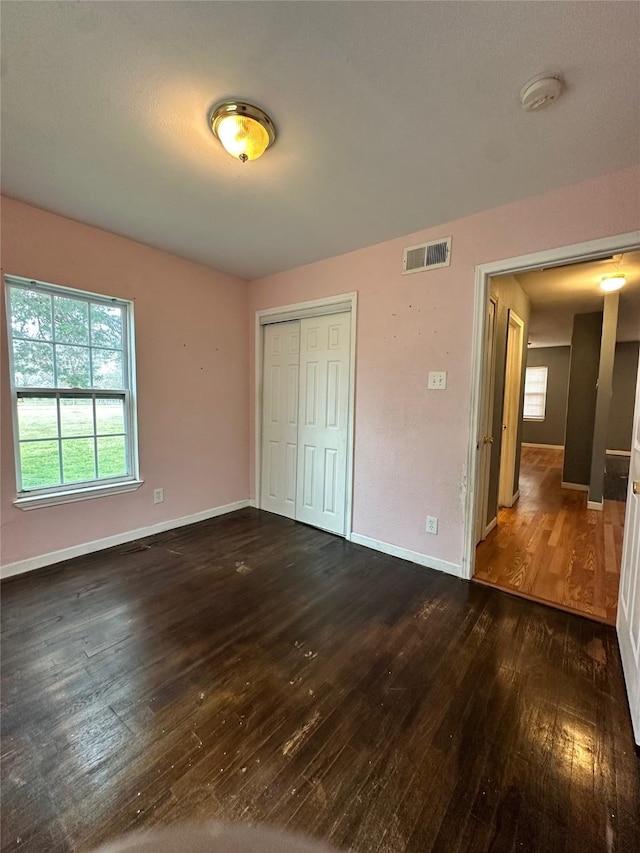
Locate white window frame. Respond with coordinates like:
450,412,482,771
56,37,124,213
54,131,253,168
4,275,143,510
523,365,548,422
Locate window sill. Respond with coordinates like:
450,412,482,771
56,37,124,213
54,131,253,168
523,417,545,422
14,479,144,511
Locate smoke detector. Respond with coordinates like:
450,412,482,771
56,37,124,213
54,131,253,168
520,74,563,112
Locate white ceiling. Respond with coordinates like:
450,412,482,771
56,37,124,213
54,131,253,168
1,2,639,280
515,252,640,348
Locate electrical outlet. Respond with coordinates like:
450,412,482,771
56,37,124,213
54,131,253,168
426,516,438,535
428,371,447,390
153,488,164,504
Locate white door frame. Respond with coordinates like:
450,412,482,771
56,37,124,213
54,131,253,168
475,295,498,544
254,292,358,540
498,309,525,508
463,231,640,580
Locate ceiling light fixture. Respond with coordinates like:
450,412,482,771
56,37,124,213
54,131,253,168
600,274,626,292
209,101,276,163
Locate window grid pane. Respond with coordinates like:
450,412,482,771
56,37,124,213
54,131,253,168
12,340,55,387
10,289,53,341
54,295,89,345
524,366,548,419
20,440,61,490
17,397,58,440
15,390,130,492
61,437,96,484
10,285,126,391
8,279,135,495
60,397,93,438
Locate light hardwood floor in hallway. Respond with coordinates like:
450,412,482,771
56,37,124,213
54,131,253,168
474,446,624,624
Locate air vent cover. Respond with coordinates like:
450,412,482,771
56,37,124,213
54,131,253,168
403,237,452,274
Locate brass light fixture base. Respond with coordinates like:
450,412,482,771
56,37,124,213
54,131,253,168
210,101,276,162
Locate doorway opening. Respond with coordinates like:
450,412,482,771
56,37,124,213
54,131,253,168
465,238,640,592
469,246,640,625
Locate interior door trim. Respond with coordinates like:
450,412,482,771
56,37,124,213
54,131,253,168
254,292,357,540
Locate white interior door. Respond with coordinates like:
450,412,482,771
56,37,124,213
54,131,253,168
476,296,497,543
296,314,351,535
617,358,640,745
260,321,300,519
498,310,524,507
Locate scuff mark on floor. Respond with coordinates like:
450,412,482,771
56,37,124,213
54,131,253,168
606,815,615,852
586,637,607,665
120,542,151,555
235,561,252,575
282,711,321,757
416,599,439,620
314,780,327,805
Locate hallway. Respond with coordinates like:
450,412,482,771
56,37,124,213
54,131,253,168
474,446,624,624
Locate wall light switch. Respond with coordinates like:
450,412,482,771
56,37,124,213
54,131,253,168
428,371,447,390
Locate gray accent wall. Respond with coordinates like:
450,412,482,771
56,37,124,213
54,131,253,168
562,312,602,487
608,341,640,452
486,275,530,527
522,346,570,446
589,294,619,505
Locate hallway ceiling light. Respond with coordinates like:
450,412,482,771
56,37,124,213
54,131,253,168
209,101,276,163
600,274,626,292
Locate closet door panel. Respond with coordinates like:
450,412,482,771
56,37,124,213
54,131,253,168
296,314,350,534
260,321,300,518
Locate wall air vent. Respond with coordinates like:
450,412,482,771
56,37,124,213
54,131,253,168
402,236,452,275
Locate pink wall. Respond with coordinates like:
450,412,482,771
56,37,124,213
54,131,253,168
249,166,640,569
1,197,250,567
3,167,639,574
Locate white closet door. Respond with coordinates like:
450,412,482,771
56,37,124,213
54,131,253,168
260,321,300,519
296,314,351,535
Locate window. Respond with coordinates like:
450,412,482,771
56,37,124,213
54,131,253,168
523,365,548,421
5,276,141,508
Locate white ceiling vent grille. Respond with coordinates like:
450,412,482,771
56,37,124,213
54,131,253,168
402,236,452,275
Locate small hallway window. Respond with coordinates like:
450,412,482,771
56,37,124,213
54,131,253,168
4,275,142,508
523,365,548,421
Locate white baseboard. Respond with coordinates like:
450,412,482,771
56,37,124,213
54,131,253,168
561,482,589,492
249,498,258,508
587,500,604,511
522,443,564,450
606,449,631,457
1,499,251,580
349,532,463,579
500,490,520,509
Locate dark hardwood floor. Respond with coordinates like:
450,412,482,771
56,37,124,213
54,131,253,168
2,508,639,852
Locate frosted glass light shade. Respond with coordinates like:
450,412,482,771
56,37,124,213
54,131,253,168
210,102,276,162
600,275,626,292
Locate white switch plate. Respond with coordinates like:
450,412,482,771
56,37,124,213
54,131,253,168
426,516,438,534
428,370,447,390
153,488,164,504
